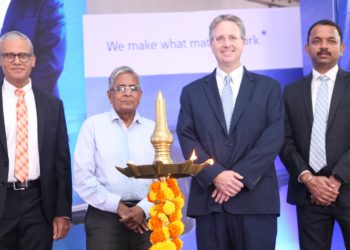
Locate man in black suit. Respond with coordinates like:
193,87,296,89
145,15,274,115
280,20,350,250
176,14,284,250
0,31,72,249
0,0,66,96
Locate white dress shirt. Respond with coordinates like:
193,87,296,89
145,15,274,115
2,80,40,182
216,64,244,110
74,109,155,217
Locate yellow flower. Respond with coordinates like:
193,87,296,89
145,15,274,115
148,190,157,202
160,182,168,191
173,196,185,209
149,205,158,217
163,239,177,250
157,213,169,223
163,187,175,200
163,200,175,215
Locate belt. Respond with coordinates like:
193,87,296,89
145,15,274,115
7,180,40,191
122,200,140,207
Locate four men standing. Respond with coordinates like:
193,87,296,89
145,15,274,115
0,12,349,250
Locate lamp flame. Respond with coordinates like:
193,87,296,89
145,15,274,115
207,159,214,165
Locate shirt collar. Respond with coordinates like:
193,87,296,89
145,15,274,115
216,64,244,81
108,108,143,125
312,64,338,82
2,78,33,93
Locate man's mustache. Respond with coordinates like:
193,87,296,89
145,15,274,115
317,49,331,56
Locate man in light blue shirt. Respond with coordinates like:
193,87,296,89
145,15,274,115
74,66,154,250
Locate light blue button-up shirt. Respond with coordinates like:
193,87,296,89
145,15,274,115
74,109,155,216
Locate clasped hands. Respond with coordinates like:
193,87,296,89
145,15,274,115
117,202,148,234
212,170,244,204
302,174,341,206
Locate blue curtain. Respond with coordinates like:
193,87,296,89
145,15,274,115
336,0,350,71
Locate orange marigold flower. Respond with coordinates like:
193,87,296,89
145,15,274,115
168,221,185,238
167,179,181,196
155,203,164,213
172,237,183,250
156,191,166,203
149,216,163,230
169,210,183,221
150,227,170,244
150,181,161,192
166,178,177,187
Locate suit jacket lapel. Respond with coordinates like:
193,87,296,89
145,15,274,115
202,71,228,134
230,69,255,133
301,74,313,127
33,88,45,155
328,69,350,128
0,84,8,154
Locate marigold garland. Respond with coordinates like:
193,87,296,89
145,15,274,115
148,178,185,250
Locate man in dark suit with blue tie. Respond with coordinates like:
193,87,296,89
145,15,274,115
0,0,66,96
176,14,284,250
280,20,350,250
0,31,71,249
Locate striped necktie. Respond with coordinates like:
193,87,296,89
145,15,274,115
309,75,328,173
14,89,29,183
221,75,234,133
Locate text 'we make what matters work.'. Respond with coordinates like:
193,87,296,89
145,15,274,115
106,39,210,51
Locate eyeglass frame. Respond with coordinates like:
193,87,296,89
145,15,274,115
109,84,142,94
0,52,33,63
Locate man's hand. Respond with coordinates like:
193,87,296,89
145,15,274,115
328,175,342,192
212,170,244,203
117,202,148,234
303,174,339,206
53,216,71,240
211,188,231,204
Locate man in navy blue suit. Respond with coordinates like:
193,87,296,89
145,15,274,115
280,20,350,250
176,14,284,250
0,0,66,96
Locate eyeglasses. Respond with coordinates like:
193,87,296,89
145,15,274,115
0,52,33,63
212,35,242,43
110,85,141,93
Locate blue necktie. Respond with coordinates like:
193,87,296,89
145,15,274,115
309,75,329,172
222,75,234,133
